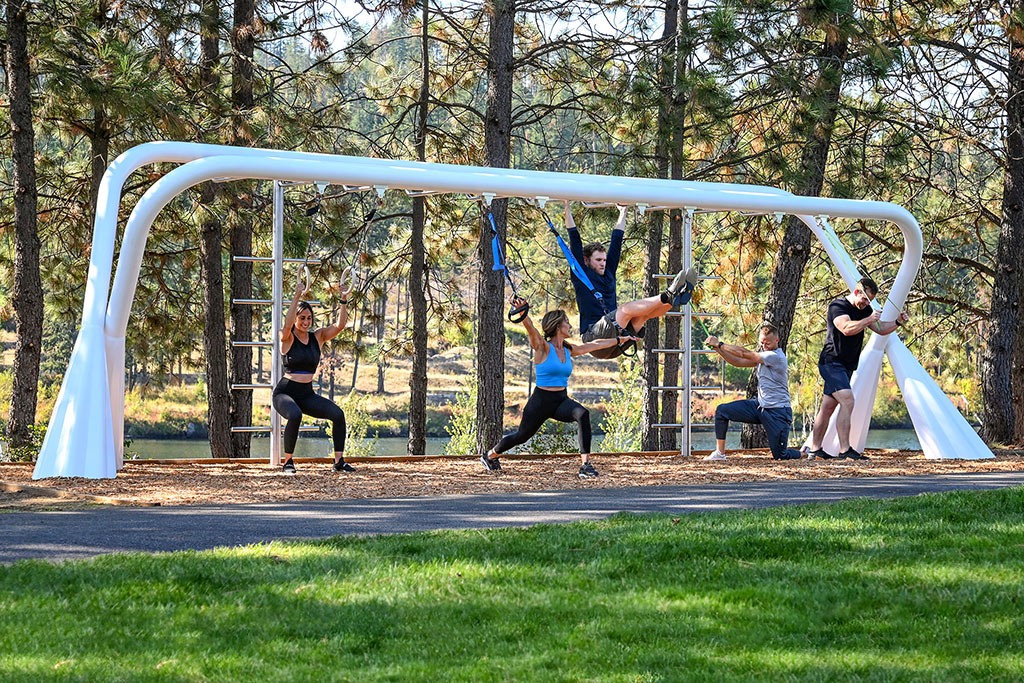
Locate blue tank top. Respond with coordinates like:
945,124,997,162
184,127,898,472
535,341,573,388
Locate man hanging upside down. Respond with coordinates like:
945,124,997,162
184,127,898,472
564,201,693,359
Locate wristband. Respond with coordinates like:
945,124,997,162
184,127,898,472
717,341,724,349
339,299,349,305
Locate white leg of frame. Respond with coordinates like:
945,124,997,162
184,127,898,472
271,180,284,466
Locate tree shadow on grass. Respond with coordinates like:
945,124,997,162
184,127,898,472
2,488,1024,681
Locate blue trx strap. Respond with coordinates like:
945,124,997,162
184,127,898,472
488,208,530,323
489,211,520,297
539,209,609,315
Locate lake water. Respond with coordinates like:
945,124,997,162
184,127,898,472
125,428,925,460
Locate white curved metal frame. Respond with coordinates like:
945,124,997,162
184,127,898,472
32,142,992,479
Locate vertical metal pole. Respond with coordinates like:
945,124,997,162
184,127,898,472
270,180,283,466
682,207,694,456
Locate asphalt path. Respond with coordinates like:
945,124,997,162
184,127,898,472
3,471,1024,564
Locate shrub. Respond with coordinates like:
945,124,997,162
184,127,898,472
444,375,477,456
0,423,46,463
601,358,642,452
338,391,378,458
518,419,578,454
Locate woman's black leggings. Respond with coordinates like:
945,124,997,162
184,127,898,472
272,378,346,454
493,388,591,454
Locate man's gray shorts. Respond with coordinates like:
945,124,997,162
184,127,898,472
581,311,642,360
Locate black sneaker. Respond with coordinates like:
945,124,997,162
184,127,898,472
282,458,297,474
333,460,355,472
842,448,869,461
579,462,600,479
481,454,501,471
809,449,833,460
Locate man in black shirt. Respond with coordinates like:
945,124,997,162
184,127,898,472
807,277,909,461
565,202,691,359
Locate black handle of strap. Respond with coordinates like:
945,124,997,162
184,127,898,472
618,339,639,357
508,297,530,323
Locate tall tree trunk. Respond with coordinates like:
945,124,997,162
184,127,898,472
984,11,1024,445
376,293,386,394
641,0,678,452
4,0,42,448
88,108,109,229
86,0,110,230
475,0,515,454
408,0,430,455
661,0,688,451
742,22,850,449
229,0,255,457
350,306,366,392
198,0,232,459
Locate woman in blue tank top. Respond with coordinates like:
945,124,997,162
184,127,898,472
481,304,639,479
273,266,355,474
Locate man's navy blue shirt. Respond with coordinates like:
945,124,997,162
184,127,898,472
569,226,623,332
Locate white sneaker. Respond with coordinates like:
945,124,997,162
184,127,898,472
703,450,727,461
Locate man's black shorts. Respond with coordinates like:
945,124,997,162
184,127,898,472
818,359,854,396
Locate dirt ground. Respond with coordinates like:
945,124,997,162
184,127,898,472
2,448,1023,508
0,489,101,512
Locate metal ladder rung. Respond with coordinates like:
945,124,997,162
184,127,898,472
233,256,323,265
653,274,722,281
231,426,320,433
652,422,716,429
652,348,718,354
232,341,274,347
666,311,722,318
232,383,321,390
232,299,322,306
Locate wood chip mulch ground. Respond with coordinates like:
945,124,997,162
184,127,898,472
2,448,1023,509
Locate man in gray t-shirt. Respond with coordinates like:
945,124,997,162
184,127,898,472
703,323,799,461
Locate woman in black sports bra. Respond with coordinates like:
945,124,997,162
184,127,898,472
273,267,355,474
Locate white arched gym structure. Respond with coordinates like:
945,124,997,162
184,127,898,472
32,142,992,479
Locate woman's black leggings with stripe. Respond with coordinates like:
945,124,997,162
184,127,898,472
272,379,346,454
493,388,591,454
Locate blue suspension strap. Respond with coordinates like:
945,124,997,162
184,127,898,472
538,208,611,316
488,206,530,323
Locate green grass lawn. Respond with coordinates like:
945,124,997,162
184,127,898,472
3,488,1024,682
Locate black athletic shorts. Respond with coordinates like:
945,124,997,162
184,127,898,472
819,359,854,396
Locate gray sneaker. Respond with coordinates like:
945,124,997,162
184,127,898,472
668,268,699,306
579,462,600,479
481,454,502,471
666,268,688,295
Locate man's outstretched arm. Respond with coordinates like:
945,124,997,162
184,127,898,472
606,205,627,275
564,201,584,262
706,335,762,368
